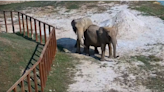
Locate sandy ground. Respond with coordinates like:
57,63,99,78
1,2,164,92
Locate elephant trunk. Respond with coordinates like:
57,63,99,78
77,27,86,47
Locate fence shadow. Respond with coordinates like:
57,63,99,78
15,32,42,45
15,33,44,91
22,43,43,75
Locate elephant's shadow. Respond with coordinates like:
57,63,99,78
57,38,113,61
57,38,96,55
57,38,77,53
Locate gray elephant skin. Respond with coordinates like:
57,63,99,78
71,17,93,53
84,25,118,61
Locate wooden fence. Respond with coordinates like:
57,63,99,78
2,11,57,92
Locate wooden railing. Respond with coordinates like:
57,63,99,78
3,11,54,44
2,11,57,92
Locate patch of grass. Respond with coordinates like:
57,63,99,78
66,4,79,9
0,33,36,91
130,55,162,70
130,54,164,91
130,1,164,20
87,4,98,8
0,1,98,11
44,45,77,92
144,71,164,92
0,1,57,11
148,55,162,61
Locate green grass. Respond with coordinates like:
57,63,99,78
0,1,98,11
0,33,36,91
66,4,79,9
145,72,164,92
0,1,57,11
0,33,77,91
130,1,164,20
129,55,164,92
131,55,162,70
44,48,77,92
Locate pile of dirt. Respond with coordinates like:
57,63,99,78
112,10,150,40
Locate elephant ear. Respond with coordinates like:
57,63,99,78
71,20,77,33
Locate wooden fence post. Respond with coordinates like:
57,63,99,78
10,11,15,33
26,16,29,37
3,11,8,33
22,14,25,36
18,12,22,34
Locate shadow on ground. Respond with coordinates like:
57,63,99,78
57,38,113,61
15,33,43,91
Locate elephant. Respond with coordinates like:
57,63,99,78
84,25,100,55
98,26,118,60
71,17,93,53
84,25,118,61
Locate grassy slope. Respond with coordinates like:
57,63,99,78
0,33,76,92
0,33,36,91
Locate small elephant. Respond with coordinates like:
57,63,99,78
71,17,93,53
84,25,118,61
98,26,118,60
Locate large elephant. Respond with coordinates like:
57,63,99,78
84,25,118,61
71,17,93,53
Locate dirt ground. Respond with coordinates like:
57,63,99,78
1,2,164,92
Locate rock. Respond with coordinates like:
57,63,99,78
149,73,157,78
63,48,70,53
153,2,161,5
46,6,54,10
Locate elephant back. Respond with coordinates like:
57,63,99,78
75,17,93,32
86,25,100,46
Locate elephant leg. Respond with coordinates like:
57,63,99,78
111,37,117,58
100,44,106,61
108,43,112,58
94,47,99,54
83,45,90,56
76,39,81,54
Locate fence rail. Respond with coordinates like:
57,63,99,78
2,11,57,92
3,11,54,44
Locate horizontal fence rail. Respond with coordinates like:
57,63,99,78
7,28,56,92
2,11,57,92
3,11,54,44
